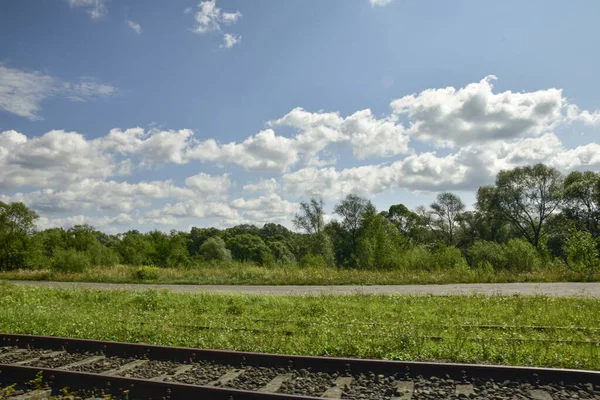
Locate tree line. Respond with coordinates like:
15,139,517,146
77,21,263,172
1,163,599,274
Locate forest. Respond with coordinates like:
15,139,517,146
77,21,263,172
1,163,599,276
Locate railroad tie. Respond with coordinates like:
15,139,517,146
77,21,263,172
101,359,148,376
13,351,65,366
6,389,52,400
59,355,106,370
257,373,293,393
391,380,414,400
529,389,554,400
149,363,194,382
321,376,353,398
209,368,245,386
455,383,475,397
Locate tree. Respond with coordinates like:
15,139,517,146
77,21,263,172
357,214,402,270
384,203,427,244
293,198,334,264
188,227,221,256
334,194,372,257
228,234,271,264
563,171,600,237
293,198,326,235
429,192,465,246
0,202,39,270
199,236,232,262
478,164,563,248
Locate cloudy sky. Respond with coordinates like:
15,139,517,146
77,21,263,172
1,0,600,233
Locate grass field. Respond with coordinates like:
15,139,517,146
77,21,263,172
0,282,598,370
0,263,598,286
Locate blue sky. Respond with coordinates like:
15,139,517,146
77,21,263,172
1,0,599,232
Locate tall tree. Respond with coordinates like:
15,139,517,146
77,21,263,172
334,194,372,257
478,163,563,248
0,202,39,270
563,171,600,237
293,198,326,235
293,198,334,264
429,192,465,246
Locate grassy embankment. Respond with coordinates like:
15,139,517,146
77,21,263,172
0,282,598,370
0,263,599,285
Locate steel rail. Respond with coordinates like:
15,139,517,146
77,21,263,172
0,364,320,399
1,333,599,385
0,333,599,399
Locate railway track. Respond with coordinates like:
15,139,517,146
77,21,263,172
0,334,598,399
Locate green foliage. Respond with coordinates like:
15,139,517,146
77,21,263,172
503,238,541,272
199,236,232,262
469,240,508,270
228,234,272,265
0,202,39,270
134,265,161,281
51,248,90,273
563,229,600,275
357,214,402,270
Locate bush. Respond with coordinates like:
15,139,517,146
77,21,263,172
299,253,331,269
51,248,90,273
430,243,468,270
503,238,541,272
199,237,232,262
563,230,600,275
469,240,507,270
397,243,466,271
134,265,161,281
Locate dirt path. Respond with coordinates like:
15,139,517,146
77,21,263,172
6,280,600,297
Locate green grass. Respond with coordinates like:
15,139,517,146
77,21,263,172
0,282,598,370
0,263,598,285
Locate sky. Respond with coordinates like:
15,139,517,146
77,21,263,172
1,0,600,233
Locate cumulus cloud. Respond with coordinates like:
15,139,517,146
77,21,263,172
0,64,116,120
2,76,600,231
391,75,565,147
127,20,142,34
67,0,107,19
0,130,121,188
243,178,280,193
282,133,600,199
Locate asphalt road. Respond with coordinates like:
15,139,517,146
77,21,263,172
6,280,600,297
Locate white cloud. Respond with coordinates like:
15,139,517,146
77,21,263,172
282,133,600,199
220,33,241,48
566,104,600,126
243,178,280,193
127,20,142,35
0,64,116,120
191,0,241,34
37,213,134,232
370,0,393,6
230,194,299,225
2,76,599,231
67,0,107,19
391,75,564,147
0,130,121,189
184,173,231,197
184,7,193,14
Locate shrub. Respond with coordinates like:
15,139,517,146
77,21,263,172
199,237,232,262
503,238,541,272
469,240,507,270
563,230,600,275
51,248,90,273
430,243,468,270
134,265,161,281
299,253,331,269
